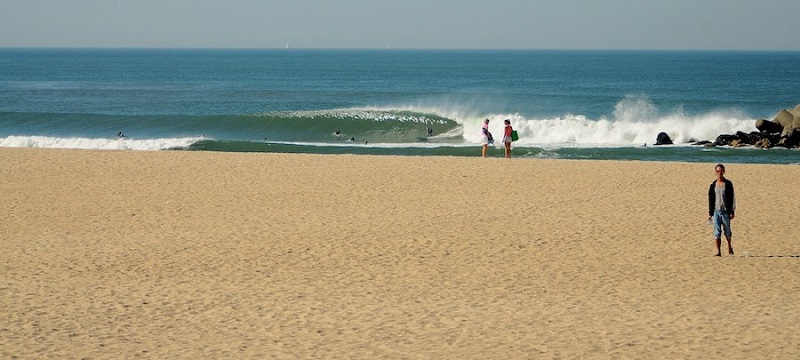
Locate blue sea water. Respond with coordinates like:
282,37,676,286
1,48,799,163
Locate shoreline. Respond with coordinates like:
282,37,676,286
2,148,799,359
4,135,800,163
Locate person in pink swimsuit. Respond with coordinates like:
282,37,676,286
502,119,513,158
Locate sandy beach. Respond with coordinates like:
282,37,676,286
1,147,798,359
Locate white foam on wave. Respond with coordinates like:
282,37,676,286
262,96,758,148
266,109,450,124
0,135,205,151
455,96,755,146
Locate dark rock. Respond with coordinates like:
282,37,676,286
734,131,750,145
730,139,747,147
780,127,800,148
654,132,673,145
711,104,800,149
756,118,783,133
764,133,781,146
714,134,736,146
754,138,772,149
734,131,765,145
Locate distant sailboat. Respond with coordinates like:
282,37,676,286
285,43,289,49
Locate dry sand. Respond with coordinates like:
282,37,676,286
1,148,799,359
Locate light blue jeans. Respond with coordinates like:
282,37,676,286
712,209,732,239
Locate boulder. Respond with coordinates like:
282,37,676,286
780,127,800,148
756,118,783,133
750,104,800,148
771,106,800,137
654,132,673,145
714,134,736,146
774,109,795,128
735,131,757,145
754,138,772,149
789,112,800,134
710,104,800,149
788,104,800,118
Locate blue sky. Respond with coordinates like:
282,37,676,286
1,0,799,50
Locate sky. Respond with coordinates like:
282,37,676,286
1,0,799,50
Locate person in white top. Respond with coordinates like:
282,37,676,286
481,119,493,157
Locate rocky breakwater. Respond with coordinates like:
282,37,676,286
689,104,800,149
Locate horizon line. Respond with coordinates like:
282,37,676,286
1,46,799,53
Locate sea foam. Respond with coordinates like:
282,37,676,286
459,97,755,146
0,136,205,151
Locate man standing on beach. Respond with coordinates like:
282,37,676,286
708,164,736,256
481,119,493,157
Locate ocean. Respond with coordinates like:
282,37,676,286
1,48,799,164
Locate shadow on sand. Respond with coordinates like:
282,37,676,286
735,254,800,258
